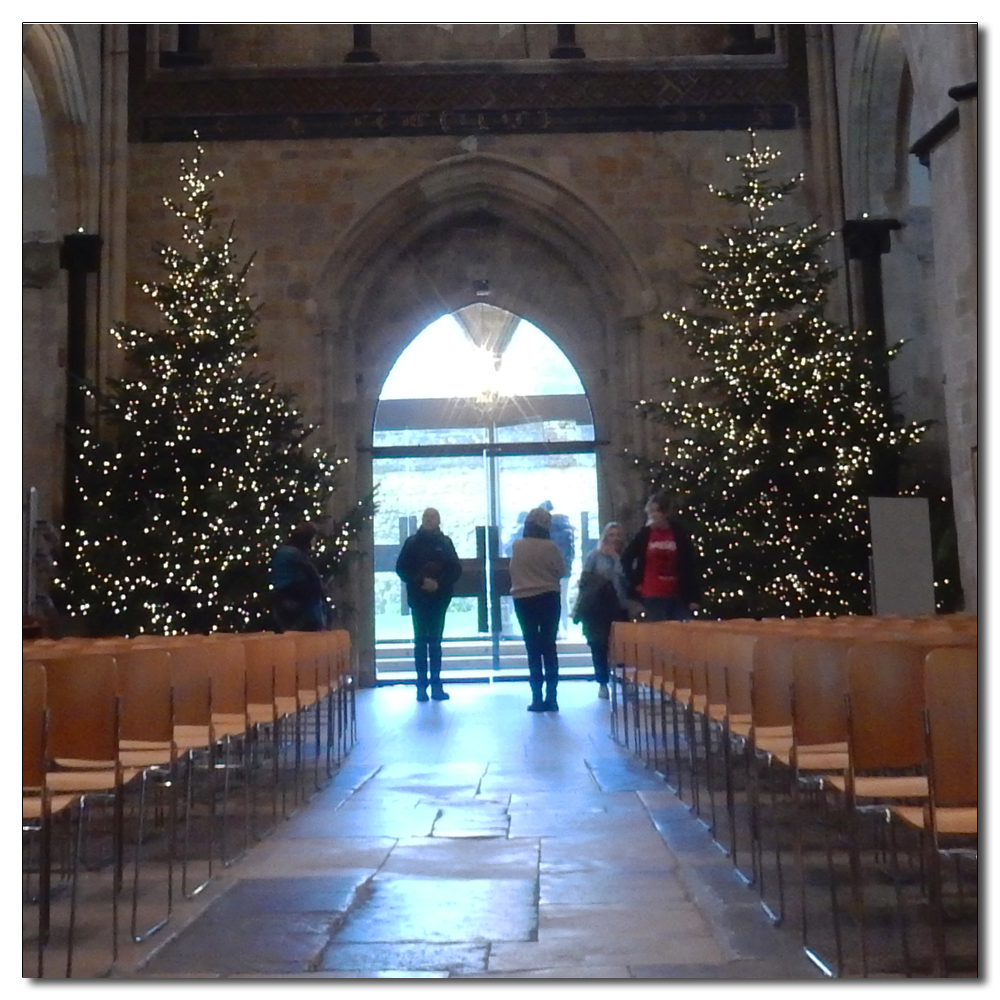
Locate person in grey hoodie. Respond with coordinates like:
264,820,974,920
509,506,566,712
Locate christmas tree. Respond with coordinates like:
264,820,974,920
632,132,925,618
56,146,370,636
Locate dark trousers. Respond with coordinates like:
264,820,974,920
583,614,623,685
514,590,560,700
641,596,692,622
587,635,611,685
410,597,450,688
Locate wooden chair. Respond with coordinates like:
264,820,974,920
36,652,143,972
287,632,324,799
331,629,356,753
23,663,85,978
201,635,253,866
891,645,978,976
821,639,932,976
114,645,180,942
609,620,640,748
706,626,758,878
159,638,217,898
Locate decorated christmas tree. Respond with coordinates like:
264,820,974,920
56,146,370,636
632,132,925,618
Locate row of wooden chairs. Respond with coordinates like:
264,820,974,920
22,629,355,978
609,614,977,978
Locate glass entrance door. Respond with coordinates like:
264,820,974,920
371,304,600,681
372,448,599,679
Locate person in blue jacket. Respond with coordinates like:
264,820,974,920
395,507,463,702
270,521,328,632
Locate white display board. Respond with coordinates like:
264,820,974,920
867,496,936,616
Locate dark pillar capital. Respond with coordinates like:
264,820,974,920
159,24,209,68
550,25,585,59
842,218,902,260
345,25,381,63
59,232,102,274
60,232,103,520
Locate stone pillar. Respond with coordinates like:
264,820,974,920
344,25,381,63
549,25,585,59
98,24,130,389
910,83,978,609
804,24,851,323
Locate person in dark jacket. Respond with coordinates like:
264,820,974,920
270,521,328,632
621,492,703,621
395,507,463,702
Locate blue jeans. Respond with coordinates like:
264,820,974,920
410,597,450,688
513,591,561,698
641,597,693,622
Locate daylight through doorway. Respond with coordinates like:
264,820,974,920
372,305,600,681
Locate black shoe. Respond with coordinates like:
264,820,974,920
416,688,429,702
527,700,546,712
543,698,559,712
431,687,450,701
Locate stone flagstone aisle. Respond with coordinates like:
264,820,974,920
95,679,820,979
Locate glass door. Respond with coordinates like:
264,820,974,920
373,453,488,644
371,304,600,680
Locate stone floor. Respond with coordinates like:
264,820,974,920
27,678,829,980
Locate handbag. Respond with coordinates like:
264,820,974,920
572,570,616,624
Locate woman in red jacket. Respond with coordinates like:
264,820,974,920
621,492,703,622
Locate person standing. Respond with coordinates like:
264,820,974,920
621,491,703,622
540,500,576,636
509,506,566,712
270,521,329,632
395,508,463,702
572,521,629,699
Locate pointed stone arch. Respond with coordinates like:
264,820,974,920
317,152,654,411
316,154,655,684
22,23,92,231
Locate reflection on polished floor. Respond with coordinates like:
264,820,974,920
41,679,823,979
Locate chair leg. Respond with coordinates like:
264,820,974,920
609,671,619,741
129,768,175,942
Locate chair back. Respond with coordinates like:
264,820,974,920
790,636,850,747
923,646,978,807
203,636,248,717
115,646,175,743
165,640,213,727
610,620,640,668
270,635,300,702
845,640,925,770
722,630,757,717
287,632,320,703
243,635,279,706
750,632,795,728
38,652,120,762
23,662,47,788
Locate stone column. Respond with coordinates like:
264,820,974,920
344,25,381,63
910,84,978,609
549,25,585,59
97,24,130,389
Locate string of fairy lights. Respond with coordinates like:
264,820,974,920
55,146,369,636
631,132,925,618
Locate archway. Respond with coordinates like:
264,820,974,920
371,303,599,681
315,153,656,685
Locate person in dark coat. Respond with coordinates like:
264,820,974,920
621,492,703,621
395,507,463,702
572,521,629,699
270,521,328,632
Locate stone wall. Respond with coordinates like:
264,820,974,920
197,23,733,68
122,127,809,674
